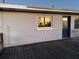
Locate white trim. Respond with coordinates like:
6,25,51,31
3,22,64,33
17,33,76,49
37,27,53,30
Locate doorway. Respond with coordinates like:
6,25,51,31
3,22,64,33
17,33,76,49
62,16,71,38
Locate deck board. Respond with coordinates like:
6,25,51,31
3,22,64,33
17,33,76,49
1,39,79,59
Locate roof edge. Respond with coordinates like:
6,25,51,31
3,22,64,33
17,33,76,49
0,3,79,15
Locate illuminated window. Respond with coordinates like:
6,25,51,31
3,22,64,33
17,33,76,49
63,16,68,28
75,18,79,28
38,17,51,27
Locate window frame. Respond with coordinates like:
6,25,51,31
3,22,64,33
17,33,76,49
74,18,79,29
37,16,53,30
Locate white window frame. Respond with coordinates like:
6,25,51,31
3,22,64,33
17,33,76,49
37,16,53,30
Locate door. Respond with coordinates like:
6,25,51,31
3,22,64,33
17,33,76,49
62,16,71,38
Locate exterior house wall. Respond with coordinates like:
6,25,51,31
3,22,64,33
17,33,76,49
0,12,62,47
71,15,79,37
0,12,3,32
0,11,79,47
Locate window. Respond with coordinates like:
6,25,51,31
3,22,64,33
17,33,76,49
75,18,79,28
63,16,68,28
38,17,51,27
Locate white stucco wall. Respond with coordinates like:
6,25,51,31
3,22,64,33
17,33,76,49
0,11,79,47
0,12,62,47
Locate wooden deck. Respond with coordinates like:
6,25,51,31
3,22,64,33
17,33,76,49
1,39,79,59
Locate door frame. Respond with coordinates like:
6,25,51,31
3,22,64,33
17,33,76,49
62,16,71,39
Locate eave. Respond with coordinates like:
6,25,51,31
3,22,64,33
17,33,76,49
0,3,79,15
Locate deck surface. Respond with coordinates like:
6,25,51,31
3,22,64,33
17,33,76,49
1,39,79,59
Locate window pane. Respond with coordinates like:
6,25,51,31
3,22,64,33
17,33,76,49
75,19,79,28
45,17,51,27
38,17,51,27
38,17,44,27
63,17,68,28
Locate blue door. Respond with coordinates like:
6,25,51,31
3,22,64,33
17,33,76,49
62,16,71,38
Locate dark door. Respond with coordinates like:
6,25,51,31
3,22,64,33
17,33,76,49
62,16,71,38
